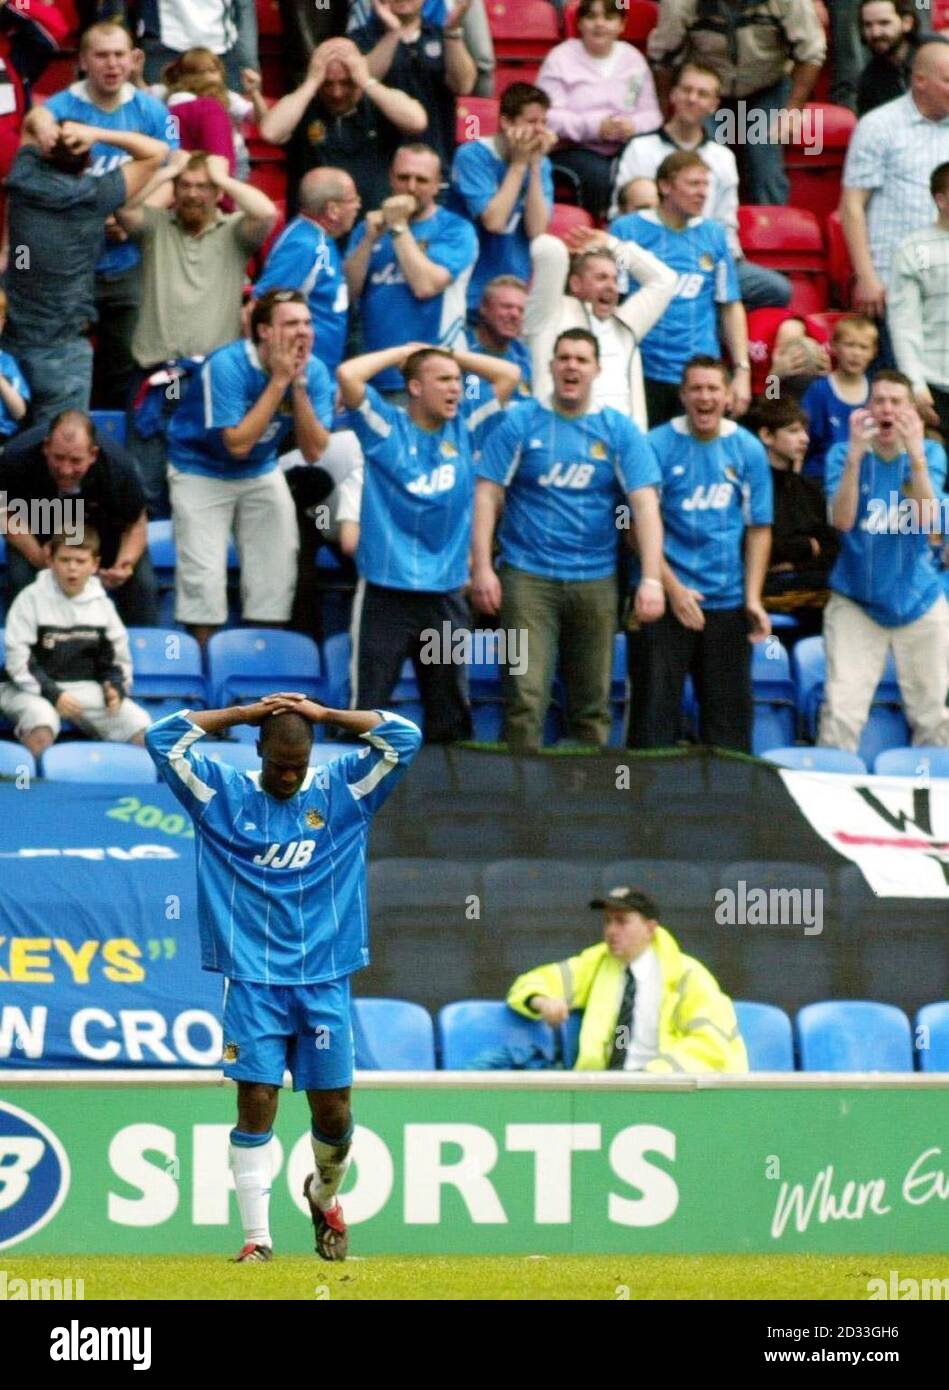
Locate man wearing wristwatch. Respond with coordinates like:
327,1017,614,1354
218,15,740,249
352,0,477,171
610,151,752,428
344,143,478,397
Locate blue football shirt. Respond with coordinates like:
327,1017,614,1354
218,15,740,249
351,384,500,591
253,217,349,373
450,137,554,313
145,711,422,984
609,210,739,384
825,438,946,627
477,399,661,581
0,350,30,437
46,81,177,276
347,207,478,390
801,374,869,482
647,417,773,609
167,339,334,480
463,337,532,442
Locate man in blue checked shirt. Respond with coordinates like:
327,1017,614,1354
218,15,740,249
167,290,333,648
819,370,949,752
473,327,665,752
610,150,751,428
626,356,772,753
337,339,521,740
343,144,478,393
251,167,362,375
145,694,422,1265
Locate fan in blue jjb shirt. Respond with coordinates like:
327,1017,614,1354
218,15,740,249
610,209,739,384
647,416,774,608
451,133,554,315
168,338,334,480
349,382,497,592
477,399,660,581
144,697,421,1265
824,436,947,627
45,80,177,276
0,349,30,436
345,165,478,391
253,195,352,373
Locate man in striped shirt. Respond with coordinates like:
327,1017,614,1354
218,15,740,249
145,696,422,1263
889,159,949,440
840,39,949,357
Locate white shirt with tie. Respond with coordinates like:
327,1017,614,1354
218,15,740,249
621,945,662,1071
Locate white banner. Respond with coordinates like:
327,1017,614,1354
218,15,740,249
779,770,949,898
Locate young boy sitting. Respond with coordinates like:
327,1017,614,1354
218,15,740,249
801,315,877,484
0,528,150,760
748,396,839,637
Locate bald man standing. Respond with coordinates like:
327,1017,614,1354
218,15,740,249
252,167,362,374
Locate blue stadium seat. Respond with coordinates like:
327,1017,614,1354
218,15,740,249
561,1011,582,1068
734,1001,794,1071
127,628,205,710
42,742,158,784
796,1001,914,1072
602,858,715,912
201,742,260,772
793,636,903,738
483,859,596,917
761,746,867,773
321,631,351,709
752,705,795,754
0,742,36,777
353,998,435,1069
609,632,628,746
874,747,949,779
206,630,324,708
858,706,911,768
438,1000,557,1069
90,410,127,446
915,1003,949,1072
752,639,795,704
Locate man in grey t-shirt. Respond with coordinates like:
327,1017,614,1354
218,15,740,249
4,117,167,426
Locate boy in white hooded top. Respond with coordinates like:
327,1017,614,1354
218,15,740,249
0,527,150,761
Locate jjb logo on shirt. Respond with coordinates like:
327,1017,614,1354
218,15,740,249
407,442,459,496
681,468,740,512
539,441,606,490
253,839,318,869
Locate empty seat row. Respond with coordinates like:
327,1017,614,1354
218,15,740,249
0,737,353,782
354,997,949,1073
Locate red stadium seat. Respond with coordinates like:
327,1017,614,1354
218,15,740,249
934,0,949,29
456,95,499,144
825,210,854,308
486,0,560,62
244,119,286,165
786,277,828,314
247,198,286,280
32,53,77,96
806,310,851,343
494,64,541,98
256,0,282,39
739,205,829,311
784,102,856,221
564,0,659,47
548,202,594,243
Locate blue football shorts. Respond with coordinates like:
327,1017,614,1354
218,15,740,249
221,976,354,1091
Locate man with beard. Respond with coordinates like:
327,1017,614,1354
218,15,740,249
857,0,930,117
115,148,278,517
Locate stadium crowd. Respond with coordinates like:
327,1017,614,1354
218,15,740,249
1,0,949,764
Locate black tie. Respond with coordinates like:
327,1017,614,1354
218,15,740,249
608,967,637,1070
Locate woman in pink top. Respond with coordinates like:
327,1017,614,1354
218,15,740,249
538,0,661,219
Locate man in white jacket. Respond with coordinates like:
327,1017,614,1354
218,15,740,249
0,528,150,761
523,229,676,431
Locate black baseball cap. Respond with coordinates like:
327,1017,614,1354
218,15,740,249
589,886,660,919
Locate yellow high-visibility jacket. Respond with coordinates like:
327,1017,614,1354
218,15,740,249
508,926,748,1073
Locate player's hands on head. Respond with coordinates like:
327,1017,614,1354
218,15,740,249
257,693,330,723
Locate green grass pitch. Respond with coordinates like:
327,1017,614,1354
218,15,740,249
7,1254,949,1301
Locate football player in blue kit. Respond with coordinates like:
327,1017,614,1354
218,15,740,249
145,695,422,1263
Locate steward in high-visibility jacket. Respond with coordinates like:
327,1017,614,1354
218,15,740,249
508,887,748,1073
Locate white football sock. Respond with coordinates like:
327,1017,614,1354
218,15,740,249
229,1130,274,1247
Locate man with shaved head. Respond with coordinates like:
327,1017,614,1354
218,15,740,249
841,38,949,358
146,693,422,1264
252,167,361,374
